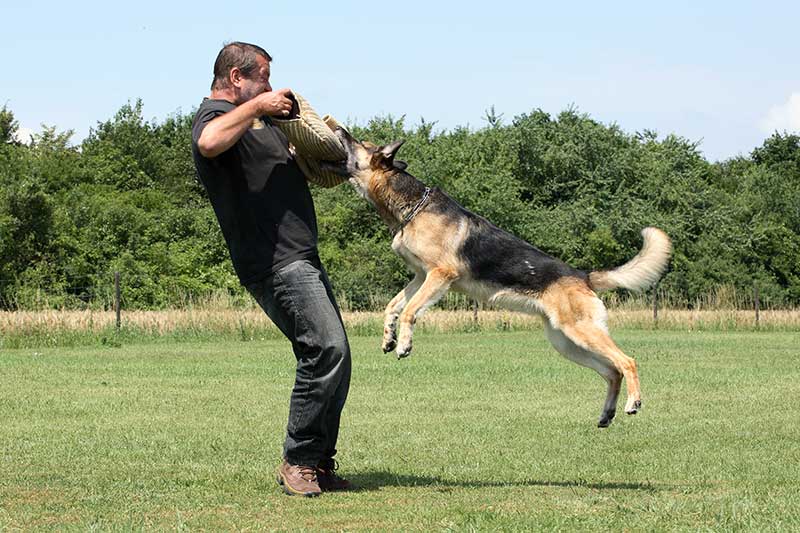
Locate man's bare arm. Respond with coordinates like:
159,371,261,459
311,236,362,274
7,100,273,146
197,89,293,158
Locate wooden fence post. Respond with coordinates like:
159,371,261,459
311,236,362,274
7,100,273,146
653,283,659,328
115,271,121,330
754,282,760,329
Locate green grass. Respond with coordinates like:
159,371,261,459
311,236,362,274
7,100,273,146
1,330,799,531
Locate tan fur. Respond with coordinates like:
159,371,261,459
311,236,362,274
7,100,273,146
540,278,599,328
539,278,641,414
394,211,467,273
366,170,398,224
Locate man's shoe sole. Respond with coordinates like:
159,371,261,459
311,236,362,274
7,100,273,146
276,473,321,497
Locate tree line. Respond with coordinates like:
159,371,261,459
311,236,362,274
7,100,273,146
1,101,798,310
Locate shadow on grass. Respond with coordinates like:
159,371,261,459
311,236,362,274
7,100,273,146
347,471,664,493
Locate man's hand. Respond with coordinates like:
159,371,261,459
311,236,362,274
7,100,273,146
256,88,294,117
197,88,295,158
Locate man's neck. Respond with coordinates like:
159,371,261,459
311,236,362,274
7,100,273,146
210,88,239,104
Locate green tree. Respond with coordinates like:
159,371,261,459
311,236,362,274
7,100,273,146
1,104,19,144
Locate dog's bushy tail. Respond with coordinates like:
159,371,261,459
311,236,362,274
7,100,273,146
589,227,672,292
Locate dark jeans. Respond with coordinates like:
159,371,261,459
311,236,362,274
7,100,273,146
245,257,351,466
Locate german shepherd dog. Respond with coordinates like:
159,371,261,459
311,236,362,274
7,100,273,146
324,127,672,427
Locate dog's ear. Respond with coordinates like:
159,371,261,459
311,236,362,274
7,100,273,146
393,159,408,171
381,140,405,160
371,140,405,169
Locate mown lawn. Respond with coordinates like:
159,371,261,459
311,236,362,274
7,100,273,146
1,330,798,531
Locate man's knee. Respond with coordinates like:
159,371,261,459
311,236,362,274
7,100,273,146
322,334,350,366
303,335,350,393
300,330,349,363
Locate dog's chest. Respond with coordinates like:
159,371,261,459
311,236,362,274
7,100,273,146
391,236,426,272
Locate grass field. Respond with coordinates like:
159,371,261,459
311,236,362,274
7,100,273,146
1,329,799,531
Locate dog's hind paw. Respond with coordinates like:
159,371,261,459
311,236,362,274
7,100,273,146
625,399,642,415
597,409,616,428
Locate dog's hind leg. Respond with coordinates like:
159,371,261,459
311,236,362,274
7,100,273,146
556,322,642,418
382,273,424,353
395,267,458,358
543,321,622,427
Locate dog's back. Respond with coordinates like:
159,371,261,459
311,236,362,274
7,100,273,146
401,187,589,300
459,208,589,294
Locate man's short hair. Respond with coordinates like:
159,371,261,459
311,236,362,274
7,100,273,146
211,42,272,90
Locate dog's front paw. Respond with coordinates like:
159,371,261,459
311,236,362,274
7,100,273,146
382,337,397,353
396,340,412,359
382,324,397,353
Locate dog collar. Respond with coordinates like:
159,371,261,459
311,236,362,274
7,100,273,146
392,186,432,235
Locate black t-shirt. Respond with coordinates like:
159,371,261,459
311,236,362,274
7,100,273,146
191,98,318,285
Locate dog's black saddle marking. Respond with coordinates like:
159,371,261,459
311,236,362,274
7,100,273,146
459,211,588,293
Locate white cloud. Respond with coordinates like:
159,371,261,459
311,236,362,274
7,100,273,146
760,92,800,133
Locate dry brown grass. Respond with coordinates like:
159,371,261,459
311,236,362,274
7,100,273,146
1,307,798,342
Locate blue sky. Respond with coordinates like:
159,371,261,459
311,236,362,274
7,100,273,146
3,0,799,161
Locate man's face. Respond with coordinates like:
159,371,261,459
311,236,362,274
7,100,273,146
237,54,272,103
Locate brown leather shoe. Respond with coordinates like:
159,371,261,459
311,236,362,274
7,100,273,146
276,459,322,497
316,458,352,491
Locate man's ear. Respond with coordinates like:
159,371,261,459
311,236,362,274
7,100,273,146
229,67,243,88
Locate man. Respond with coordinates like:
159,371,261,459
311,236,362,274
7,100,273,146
191,42,351,497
